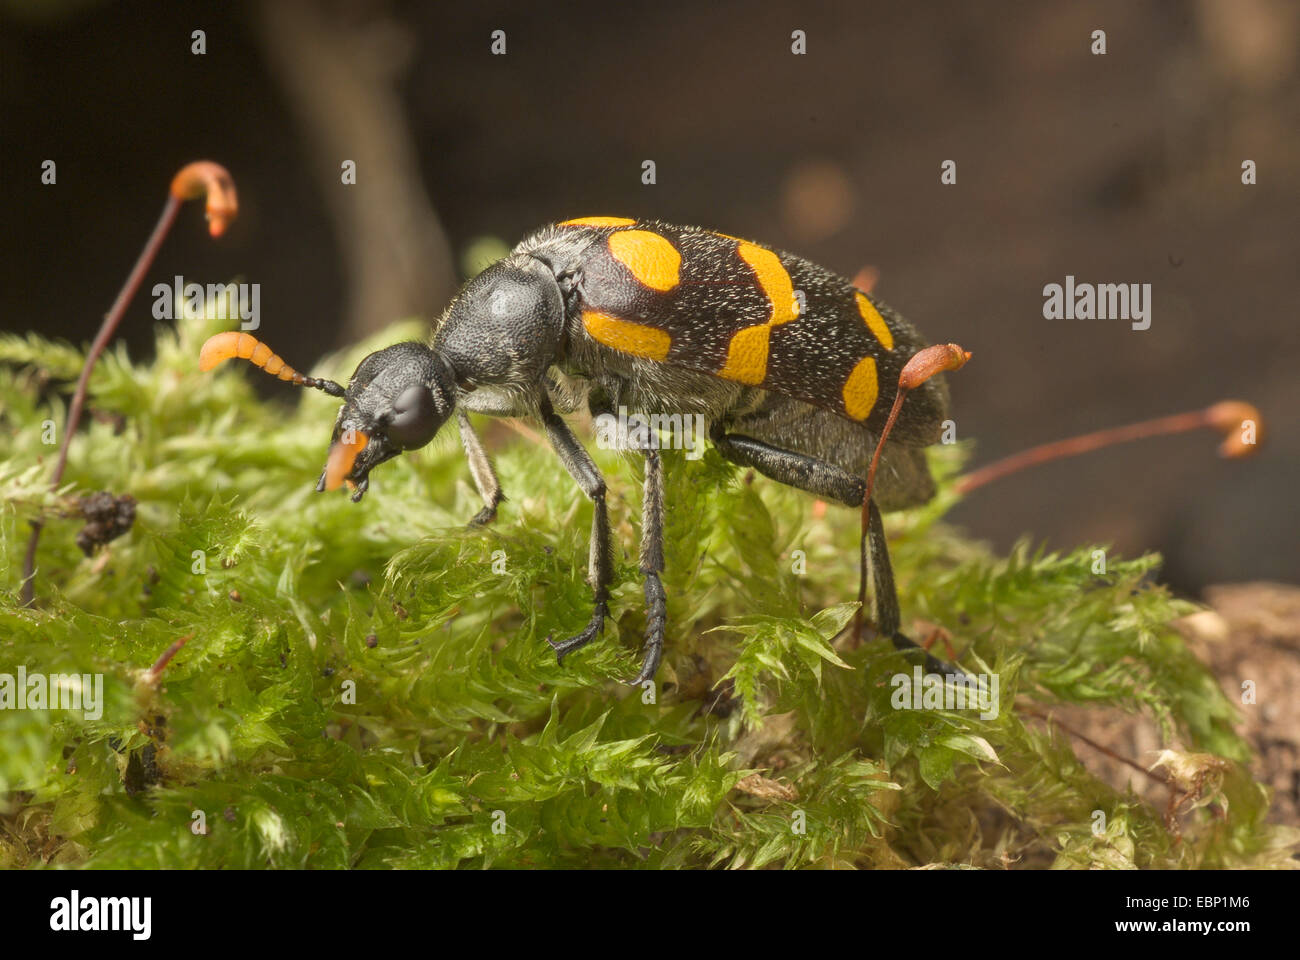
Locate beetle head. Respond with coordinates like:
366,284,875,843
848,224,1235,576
319,341,457,501
198,333,455,502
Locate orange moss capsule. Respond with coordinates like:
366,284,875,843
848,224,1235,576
170,161,238,238
1205,400,1264,459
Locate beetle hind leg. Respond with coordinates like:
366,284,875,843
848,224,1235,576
862,498,964,678
710,425,964,678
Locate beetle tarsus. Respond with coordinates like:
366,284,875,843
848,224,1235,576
549,599,609,663
891,631,967,680
626,572,666,686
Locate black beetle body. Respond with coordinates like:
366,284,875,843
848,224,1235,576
208,218,956,685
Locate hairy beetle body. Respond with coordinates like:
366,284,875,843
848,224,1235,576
525,218,945,443
202,217,961,684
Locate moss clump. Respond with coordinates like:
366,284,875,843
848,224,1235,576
0,307,1292,868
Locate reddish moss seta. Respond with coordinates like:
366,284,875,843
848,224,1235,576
854,343,972,644
956,399,1265,495
21,160,239,606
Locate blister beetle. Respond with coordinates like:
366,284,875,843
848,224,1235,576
200,217,965,685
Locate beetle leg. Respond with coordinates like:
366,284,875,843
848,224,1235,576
863,498,960,676
708,427,865,507
456,411,503,525
456,378,583,525
626,447,666,687
538,397,613,663
583,389,666,684
710,426,963,678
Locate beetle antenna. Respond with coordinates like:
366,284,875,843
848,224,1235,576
855,343,972,643
199,331,345,396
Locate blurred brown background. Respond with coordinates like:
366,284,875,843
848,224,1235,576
3,0,1297,593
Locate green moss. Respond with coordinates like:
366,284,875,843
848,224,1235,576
0,307,1291,868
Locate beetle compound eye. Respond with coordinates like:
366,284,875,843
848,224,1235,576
385,384,440,449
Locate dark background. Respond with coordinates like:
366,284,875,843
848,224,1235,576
3,0,1297,592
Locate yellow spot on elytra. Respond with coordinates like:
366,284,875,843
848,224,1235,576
583,310,672,361
561,216,637,227
738,244,796,321
842,356,879,421
608,230,681,292
717,242,798,385
856,292,894,350
718,326,771,385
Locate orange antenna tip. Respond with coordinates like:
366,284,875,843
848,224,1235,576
196,330,249,372
198,331,347,397
199,331,287,375
199,331,241,371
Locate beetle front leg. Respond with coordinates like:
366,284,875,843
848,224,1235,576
538,397,613,664
456,410,503,525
